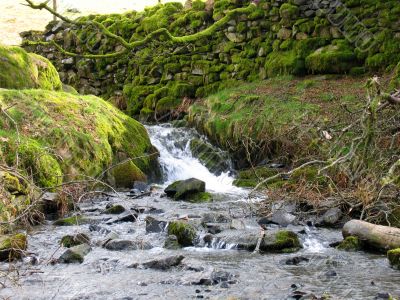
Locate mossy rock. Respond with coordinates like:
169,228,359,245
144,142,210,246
305,42,358,74
164,235,181,250
60,233,90,248
53,216,88,226
387,248,400,269
186,192,213,203
111,161,147,189
260,230,301,253
337,236,362,251
0,45,62,90
265,51,305,77
0,89,159,189
0,233,27,261
167,221,197,247
165,178,206,201
103,204,126,215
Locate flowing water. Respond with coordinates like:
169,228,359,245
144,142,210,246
1,124,400,300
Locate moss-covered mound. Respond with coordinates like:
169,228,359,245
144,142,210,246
0,89,159,189
0,233,27,261
0,45,62,90
188,75,366,168
167,221,197,247
387,248,400,269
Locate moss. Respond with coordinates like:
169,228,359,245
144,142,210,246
305,41,358,74
167,221,197,247
0,89,158,188
2,172,23,195
0,233,27,261
337,236,362,251
265,51,306,77
156,96,182,114
387,248,400,269
53,216,87,226
261,230,301,253
187,192,213,203
0,45,61,90
111,161,147,188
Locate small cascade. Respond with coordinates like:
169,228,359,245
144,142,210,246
146,124,244,194
302,226,327,253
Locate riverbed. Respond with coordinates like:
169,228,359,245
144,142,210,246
0,124,399,300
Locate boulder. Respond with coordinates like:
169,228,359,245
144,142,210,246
103,239,152,251
258,211,296,227
167,221,197,247
164,178,206,201
316,207,343,227
145,216,168,233
59,244,91,263
142,255,185,270
336,236,362,251
0,233,27,261
102,204,126,215
60,233,90,248
164,235,181,250
105,212,138,224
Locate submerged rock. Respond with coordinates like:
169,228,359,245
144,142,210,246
164,178,207,202
53,216,89,226
103,204,126,215
106,212,138,224
59,244,91,264
103,239,152,251
336,236,362,251
142,255,185,270
0,233,27,261
164,235,181,250
145,216,168,233
387,248,400,269
167,221,197,247
60,233,90,248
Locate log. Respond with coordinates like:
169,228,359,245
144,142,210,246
342,220,400,251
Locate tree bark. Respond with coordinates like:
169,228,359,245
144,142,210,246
342,219,400,251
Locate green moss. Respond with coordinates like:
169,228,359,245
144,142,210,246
0,45,61,90
60,233,89,248
167,221,197,247
0,233,27,260
187,192,213,203
387,248,400,269
156,96,181,114
305,41,358,74
111,161,146,188
274,230,301,251
265,51,305,77
337,236,362,251
103,204,126,215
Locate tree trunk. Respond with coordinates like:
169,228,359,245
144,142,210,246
342,220,400,251
53,0,57,21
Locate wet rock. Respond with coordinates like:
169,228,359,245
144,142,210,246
230,219,246,230
89,224,111,234
316,207,342,227
133,181,150,193
387,248,400,269
285,256,310,265
258,211,296,227
0,233,27,261
164,235,181,250
201,212,231,224
205,223,224,234
164,178,206,201
186,270,235,286
375,292,393,300
59,244,91,264
145,216,168,233
167,221,197,247
103,204,126,215
336,236,362,251
215,229,301,253
106,212,138,224
103,239,152,251
60,233,90,248
142,255,185,270
40,192,59,216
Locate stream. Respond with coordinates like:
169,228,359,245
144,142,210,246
1,124,400,300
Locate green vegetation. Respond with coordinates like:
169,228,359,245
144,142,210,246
387,248,400,269
167,221,197,247
0,45,62,90
337,236,363,251
0,233,27,261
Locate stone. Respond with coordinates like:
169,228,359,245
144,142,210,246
285,256,310,265
106,212,138,224
277,28,292,40
317,207,342,227
103,204,126,215
145,216,168,233
142,255,185,270
258,211,296,227
387,248,400,269
103,239,153,251
225,33,246,43
164,178,206,201
0,233,27,261
60,233,90,248
201,212,231,224
164,235,181,250
168,221,197,247
59,244,91,264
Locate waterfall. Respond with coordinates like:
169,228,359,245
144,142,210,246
146,124,244,194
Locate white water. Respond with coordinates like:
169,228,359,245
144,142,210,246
146,124,244,194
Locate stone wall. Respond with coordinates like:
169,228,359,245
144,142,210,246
22,0,400,120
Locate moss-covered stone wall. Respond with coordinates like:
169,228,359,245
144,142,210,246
22,0,400,120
